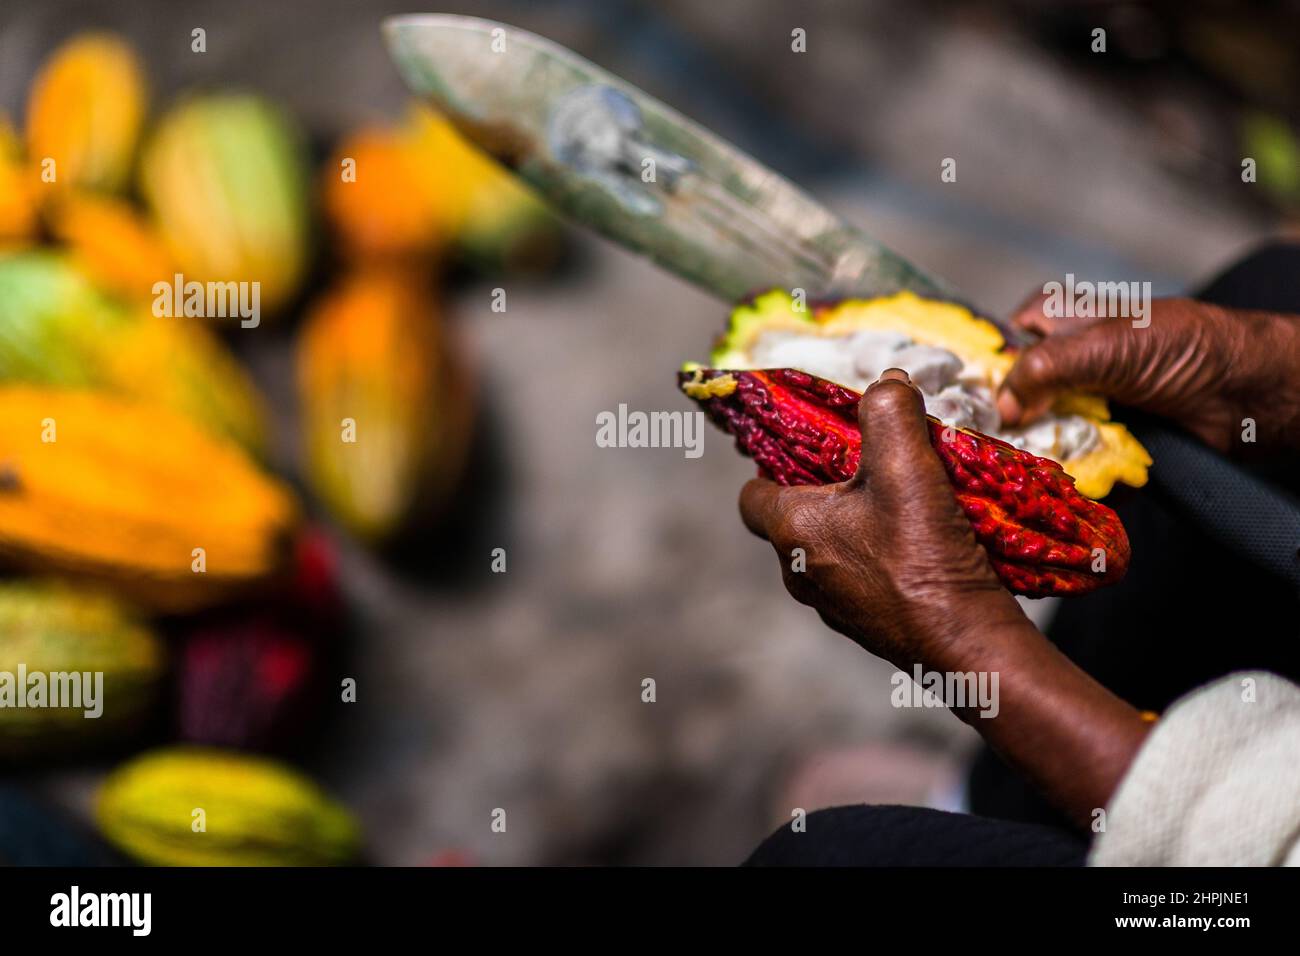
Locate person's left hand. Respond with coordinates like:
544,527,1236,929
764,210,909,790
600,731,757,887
738,369,1028,671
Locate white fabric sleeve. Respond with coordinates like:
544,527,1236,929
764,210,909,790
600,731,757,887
1089,671,1300,866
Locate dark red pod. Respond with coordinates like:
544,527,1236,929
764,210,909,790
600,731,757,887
177,620,315,751
680,367,1129,597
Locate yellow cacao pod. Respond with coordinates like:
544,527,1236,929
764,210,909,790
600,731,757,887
0,252,267,453
141,95,310,318
297,269,472,542
321,127,445,261
97,747,359,866
0,116,38,250
0,386,297,611
0,582,164,758
403,106,559,271
45,191,174,302
25,33,147,194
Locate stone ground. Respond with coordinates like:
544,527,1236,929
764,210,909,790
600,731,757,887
2,0,1287,864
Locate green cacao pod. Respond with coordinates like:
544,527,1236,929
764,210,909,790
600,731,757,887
0,582,164,758
140,95,310,319
0,251,267,452
97,747,359,866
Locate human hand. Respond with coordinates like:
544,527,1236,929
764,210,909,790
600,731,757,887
997,295,1300,454
738,369,1029,672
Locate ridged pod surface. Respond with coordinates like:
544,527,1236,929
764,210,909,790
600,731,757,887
680,367,1130,597
97,747,358,866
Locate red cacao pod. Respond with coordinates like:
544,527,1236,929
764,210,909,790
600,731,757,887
680,367,1130,597
177,620,315,752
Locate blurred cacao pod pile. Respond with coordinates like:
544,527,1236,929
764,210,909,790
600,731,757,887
0,29,565,866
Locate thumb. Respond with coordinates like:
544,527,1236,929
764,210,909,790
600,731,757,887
854,369,941,484
997,329,1121,425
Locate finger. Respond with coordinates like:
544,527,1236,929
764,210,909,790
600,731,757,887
1010,290,1053,334
739,477,786,541
996,328,1125,425
855,370,942,483
1010,288,1113,338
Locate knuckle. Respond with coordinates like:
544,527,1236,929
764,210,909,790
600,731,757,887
779,499,828,545
1016,345,1057,385
864,379,919,418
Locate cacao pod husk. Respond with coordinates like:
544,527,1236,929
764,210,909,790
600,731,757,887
681,367,1131,597
0,386,297,611
0,117,37,250
403,107,560,273
140,94,310,318
296,269,473,542
44,190,175,302
0,582,164,758
708,290,1151,500
25,33,147,194
96,747,359,866
177,619,316,752
0,252,267,452
321,127,445,261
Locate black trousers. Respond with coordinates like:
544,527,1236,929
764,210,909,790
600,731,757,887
747,242,1300,865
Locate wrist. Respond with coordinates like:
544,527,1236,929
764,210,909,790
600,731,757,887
903,588,1040,676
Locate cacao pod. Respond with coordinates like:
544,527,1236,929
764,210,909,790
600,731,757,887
321,126,445,261
0,582,164,758
0,386,297,611
25,33,147,194
177,619,315,752
0,118,37,250
296,269,473,542
403,107,560,272
140,94,310,318
681,366,1131,597
96,747,359,866
44,190,175,302
703,290,1151,499
0,252,267,452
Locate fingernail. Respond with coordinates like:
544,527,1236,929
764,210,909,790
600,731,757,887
997,389,1022,424
878,368,911,385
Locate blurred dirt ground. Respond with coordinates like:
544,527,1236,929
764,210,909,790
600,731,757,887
1,0,1288,864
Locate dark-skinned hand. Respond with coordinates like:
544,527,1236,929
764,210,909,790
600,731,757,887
998,295,1300,455
737,368,1151,826
738,369,1025,672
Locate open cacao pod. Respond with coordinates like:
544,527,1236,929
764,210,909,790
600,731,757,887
680,290,1153,598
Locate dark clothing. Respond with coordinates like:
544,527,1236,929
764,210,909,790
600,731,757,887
970,240,1300,831
748,242,1300,864
744,805,1087,866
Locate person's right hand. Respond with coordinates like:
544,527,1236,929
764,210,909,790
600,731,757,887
996,296,1300,455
